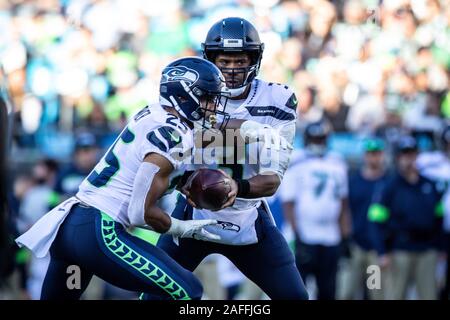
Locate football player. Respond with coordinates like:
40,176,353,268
16,57,232,300
149,17,308,300
280,121,350,299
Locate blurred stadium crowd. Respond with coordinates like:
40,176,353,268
1,0,450,299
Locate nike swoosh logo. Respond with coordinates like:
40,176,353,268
169,131,181,143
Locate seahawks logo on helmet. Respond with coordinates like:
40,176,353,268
161,66,199,86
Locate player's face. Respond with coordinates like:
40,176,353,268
199,94,221,126
214,53,251,89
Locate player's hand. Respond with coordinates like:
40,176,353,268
260,127,293,152
240,120,277,143
216,169,238,210
219,179,238,210
180,177,198,208
240,120,292,151
264,134,293,151
166,217,221,241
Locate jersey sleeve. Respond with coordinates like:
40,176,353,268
138,125,193,171
269,84,298,129
257,85,298,180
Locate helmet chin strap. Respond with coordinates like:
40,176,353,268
168,96,188,119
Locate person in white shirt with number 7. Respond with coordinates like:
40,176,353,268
15,57,234,300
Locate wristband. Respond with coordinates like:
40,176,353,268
236,179,250,198
166,217,183,236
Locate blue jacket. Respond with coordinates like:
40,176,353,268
368,173,444,254
348,170,389,251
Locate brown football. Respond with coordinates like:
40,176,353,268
186,169,232,210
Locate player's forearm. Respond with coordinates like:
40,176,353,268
236,174,280,198
144,206,172,233
138,153,174,233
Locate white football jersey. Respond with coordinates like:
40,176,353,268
417,151,450,182
192,79,298,245
280,149,348,246
77,104,194,228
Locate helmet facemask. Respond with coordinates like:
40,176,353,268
189,87,231,131
304,121,331,157
305,136,328,157
164,83,230,131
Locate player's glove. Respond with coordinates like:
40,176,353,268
239,120,293,151
166,217,221,242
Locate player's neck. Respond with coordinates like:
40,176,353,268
229,83,252,101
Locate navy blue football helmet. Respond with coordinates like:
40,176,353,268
202,17,264,97
159,57,230,129
304,120,332,156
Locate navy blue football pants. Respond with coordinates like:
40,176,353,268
40,203,202,300
143,197,309,300
295,240,340,300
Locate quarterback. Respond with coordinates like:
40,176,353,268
149,18,308,300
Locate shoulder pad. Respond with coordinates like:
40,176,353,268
266,82,298,112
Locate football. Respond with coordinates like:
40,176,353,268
186,168,232,211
